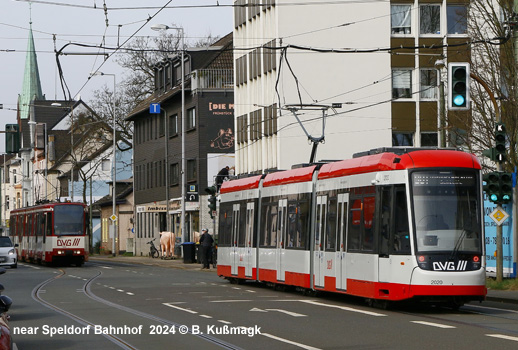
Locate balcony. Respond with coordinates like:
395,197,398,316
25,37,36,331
191,69,234,92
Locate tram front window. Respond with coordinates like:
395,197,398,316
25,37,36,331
54,205,85,236
411,170,482,255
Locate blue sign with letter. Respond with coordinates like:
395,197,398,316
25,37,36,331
150,103,161,114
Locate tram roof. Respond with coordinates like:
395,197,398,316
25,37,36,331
318,149,481,180
220,175,263,194
262,165,317,188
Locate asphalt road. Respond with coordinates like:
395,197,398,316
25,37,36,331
3,261,518,350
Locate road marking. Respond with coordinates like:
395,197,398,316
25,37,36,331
246,290,256,293
262,333,322,350
126,292,134,296
300,300,387,317
486,334,518,342
100,266,113,269
250,308,306,317
218,320,232,324
411,321,455,329
200,315,212,319
210,300,252,303
163,303,198,314
117,289,125,292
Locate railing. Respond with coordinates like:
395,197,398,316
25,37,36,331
191,69,234,91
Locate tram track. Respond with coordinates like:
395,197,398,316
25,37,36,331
31,267,244,350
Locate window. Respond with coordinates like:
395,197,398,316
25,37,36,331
392,132,414,146
391,5,411,35
187,159,197,181
421,132,438,147
420,69,438,99
392,69,412,99
170,163,179,185
159,113,165,137
447,5,467,35
187,108,196,130
420,4,441,35
169,114,178,137
102,159,110,172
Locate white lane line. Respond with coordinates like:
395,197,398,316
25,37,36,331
265,309,306,317
218,320,232,325
100,266,113,269
486,334,518,342
200,315,213,319
245,290,256,293
411,321,456,329
262,333,322,350
126,292,135,296
300,300,387,317
210,300,252,303
163,303,198,314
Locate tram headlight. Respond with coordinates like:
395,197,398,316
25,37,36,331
57,250,65,255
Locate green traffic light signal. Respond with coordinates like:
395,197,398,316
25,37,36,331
483,172,500,204
499,172,512,204
448,63,470,110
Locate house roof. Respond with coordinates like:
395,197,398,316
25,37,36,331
93,180,133,208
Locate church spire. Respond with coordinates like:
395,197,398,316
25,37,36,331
18,21,44,120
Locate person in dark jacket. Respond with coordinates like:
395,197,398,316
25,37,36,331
215,166,230,191
199,228,214,269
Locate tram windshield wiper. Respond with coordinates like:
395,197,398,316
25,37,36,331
449,229,467,260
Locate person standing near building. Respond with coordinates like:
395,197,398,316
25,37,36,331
199,228,214,269
215,166,230,191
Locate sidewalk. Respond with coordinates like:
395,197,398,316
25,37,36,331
88,255,518,304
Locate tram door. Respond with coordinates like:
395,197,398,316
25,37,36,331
244,202,254,277
231,204,240,276
314,196,327,287
276,199,288,281
335,194,349,290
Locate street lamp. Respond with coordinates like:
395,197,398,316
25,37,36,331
151,24,186,246
27,121,47,201
90,71,117,256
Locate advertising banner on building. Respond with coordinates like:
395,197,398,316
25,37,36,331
484,197,515,277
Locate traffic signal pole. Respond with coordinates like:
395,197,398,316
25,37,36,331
469,72,505,282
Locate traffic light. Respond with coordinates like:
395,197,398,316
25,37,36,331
483,172,500,203
448,63,470,110
495,123,506,163
205,185,217,218
499,172,512,204
5,124,20,154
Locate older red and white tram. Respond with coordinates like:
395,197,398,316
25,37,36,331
9,202,89,266
217,148,486,305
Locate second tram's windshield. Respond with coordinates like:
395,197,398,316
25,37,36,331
411,170,482,254
54,205,85,236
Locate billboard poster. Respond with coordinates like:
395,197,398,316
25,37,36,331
484,196,515,277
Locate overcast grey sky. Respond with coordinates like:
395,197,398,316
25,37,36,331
0,0,234,152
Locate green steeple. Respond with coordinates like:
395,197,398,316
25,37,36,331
18,22,44,120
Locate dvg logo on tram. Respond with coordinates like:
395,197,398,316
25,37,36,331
57,238,81,247
432,260,468,271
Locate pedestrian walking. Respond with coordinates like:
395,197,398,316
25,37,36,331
199,228,214,269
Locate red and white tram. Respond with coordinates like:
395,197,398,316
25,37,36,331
217,148,486,305
9,202,89,266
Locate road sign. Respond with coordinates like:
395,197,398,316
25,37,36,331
110,214,118,222
186,193,199,202
488,207,509,226
150,103,161,114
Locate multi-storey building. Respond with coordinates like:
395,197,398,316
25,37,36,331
233,0,470,174
127,33,234,256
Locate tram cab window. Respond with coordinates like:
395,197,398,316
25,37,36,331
393,189,411,254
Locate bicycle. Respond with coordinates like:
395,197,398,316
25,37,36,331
147,239,160,259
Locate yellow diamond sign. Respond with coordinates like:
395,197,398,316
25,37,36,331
489,208,509,226
110,214,118,222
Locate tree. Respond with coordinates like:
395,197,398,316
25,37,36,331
468,0,517,172
87,26,220,150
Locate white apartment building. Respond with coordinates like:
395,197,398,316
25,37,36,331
234,0,471,174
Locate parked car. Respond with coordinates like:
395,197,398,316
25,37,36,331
0,237,17,269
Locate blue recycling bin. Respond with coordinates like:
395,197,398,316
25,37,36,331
181,242,196,263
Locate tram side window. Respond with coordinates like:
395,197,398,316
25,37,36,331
326,197,337,251
218,203,233,247
270,204,278,247
347,195,376,253
238,203,247,247
286,199,309,249
393,189,411,254
260,203,272,247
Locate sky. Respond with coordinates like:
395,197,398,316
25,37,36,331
0,0,234,152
